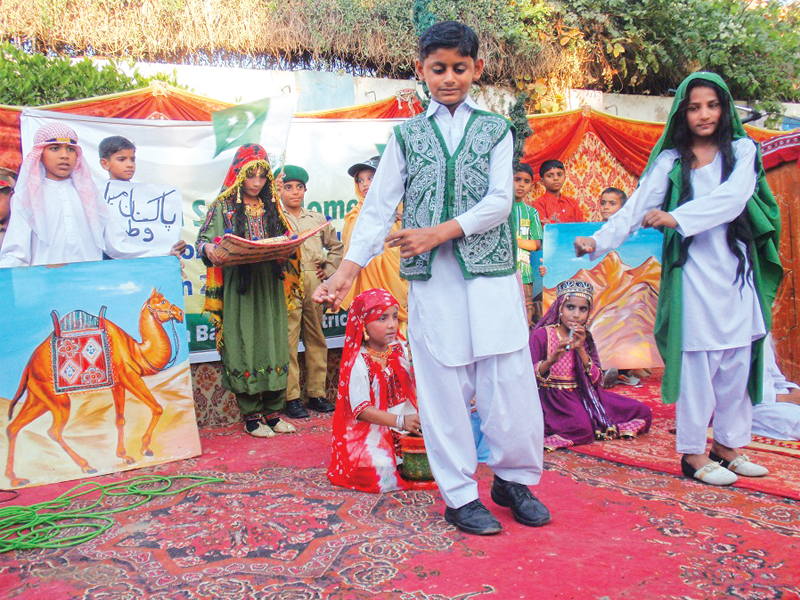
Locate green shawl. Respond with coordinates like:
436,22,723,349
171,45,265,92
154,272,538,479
649,72,783,405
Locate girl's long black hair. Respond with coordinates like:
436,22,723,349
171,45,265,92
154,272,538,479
231,164,287,294
667,78,756,288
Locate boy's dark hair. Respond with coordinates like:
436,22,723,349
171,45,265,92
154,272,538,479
0,167,17,187
419,21,479,61
539,160,565,178
99,135,136,160
601,187,627,205
514,164,535,179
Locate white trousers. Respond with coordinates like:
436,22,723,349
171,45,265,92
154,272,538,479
408,325,544,508
676,347,753,454
752,403,800,441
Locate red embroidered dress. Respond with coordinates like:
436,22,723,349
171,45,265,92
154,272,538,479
328,289,435,493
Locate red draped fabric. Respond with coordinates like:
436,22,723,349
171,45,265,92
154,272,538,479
0,87,787,175
0,89,424,171
761,131,800,170
0,83,233,171
295,93,423,119
522,106,787,178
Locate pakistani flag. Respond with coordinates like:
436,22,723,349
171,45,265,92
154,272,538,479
212,94,297,158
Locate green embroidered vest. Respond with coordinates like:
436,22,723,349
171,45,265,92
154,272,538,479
394,110,516,281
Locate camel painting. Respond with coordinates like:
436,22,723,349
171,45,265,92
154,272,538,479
0,257,200,488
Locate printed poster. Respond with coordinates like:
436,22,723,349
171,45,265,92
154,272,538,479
0,257,200,488
543,222,664,370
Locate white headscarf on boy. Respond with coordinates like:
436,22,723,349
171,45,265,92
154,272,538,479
15,122,106,247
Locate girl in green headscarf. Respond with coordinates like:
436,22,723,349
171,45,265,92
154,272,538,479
574,72,782,486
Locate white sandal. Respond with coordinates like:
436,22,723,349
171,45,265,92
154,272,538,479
271,419,296,434
245,422,276,438
682,456,737,486
712,452,768,477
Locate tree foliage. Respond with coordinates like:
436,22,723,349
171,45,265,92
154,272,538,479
0,0,798,113
0,43,181,106
552,0,800,109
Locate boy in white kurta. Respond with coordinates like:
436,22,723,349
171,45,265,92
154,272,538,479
0,122,106,268
314,21,548,535
751,334,800,441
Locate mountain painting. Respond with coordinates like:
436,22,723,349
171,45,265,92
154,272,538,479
542,223,664,370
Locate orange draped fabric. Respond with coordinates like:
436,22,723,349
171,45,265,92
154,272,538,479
0,86,784,176
0,84,233,170
295,94,423,119
0,90,423,171
522,106,785,179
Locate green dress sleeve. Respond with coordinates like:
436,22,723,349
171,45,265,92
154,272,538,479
196,200,224,267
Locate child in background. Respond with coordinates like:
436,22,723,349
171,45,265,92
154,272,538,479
98,135,186,257
277,165,344,418
594,186,634,387
315,21,549,536
751,334,800,441
0,122,106,268
328,288,436,493
575,73,783,486
340,156,409,330
529,279,652,450
196,144,295,438
512,164,544,328
598,187,627,222
532,160,584,224
0,169,17,249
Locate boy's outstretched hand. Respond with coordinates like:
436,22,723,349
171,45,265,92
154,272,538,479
312,260,362,311
574,236,596,257
386,220,464,259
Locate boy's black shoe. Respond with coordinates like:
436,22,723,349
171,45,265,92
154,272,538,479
284,399,310,419
444,499,502,535
491,475,551,527
308,397,335,413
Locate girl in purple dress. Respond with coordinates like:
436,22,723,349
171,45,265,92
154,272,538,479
529,280,652,450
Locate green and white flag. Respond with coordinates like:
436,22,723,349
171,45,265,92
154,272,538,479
211,94,297,158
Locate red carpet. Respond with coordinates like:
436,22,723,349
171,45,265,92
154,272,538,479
570,371,800,501
1,413,799,599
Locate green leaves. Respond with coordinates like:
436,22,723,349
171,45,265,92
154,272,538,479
0,43,181,106
0,0,797,115
552,0,800,106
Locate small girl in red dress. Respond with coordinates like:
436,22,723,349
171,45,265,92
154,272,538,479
328,289,435,493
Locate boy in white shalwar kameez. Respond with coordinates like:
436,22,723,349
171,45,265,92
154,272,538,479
314,21,549,535
751,334,800,441
0,122,106,268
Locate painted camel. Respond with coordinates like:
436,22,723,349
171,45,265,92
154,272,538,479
5,288,184,487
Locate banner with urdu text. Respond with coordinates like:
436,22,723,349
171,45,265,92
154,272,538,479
21,109,403,356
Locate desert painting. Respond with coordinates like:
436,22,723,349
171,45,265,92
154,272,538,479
0,257,200,488
543,223,664,370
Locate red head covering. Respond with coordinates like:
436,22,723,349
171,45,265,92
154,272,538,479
16,122,106,247
216,143,290,228
329,288,418,492
336,288,409,401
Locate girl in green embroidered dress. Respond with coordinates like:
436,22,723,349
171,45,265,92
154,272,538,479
196,144,296,438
